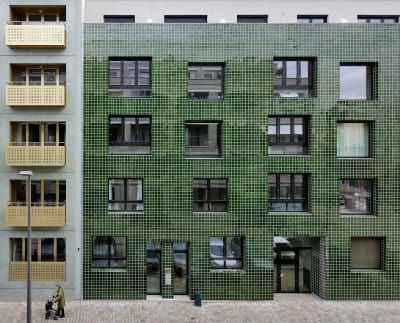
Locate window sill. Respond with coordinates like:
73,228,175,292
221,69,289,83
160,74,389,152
210,269,245,273
185,157,223,160
91,268,127,272
193,212,228,215
268,154,309,157
107,211,144,215
337,157,372,160
268,211,310,215
340,214,375,218
350,269,384,273
338,99,376,102
108,153,152,157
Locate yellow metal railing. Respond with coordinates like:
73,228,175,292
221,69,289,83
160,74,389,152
9,262,66,281
6,84,66,106
6,23,66,48
6,202,66,227
6,144,66,166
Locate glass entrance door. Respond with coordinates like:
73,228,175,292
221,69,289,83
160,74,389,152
173,243,188,295
146,242,161,295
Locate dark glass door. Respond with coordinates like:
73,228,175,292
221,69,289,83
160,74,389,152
146,243,161,295
173,243,188,295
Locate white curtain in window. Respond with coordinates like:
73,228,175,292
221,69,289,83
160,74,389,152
337,123,369,157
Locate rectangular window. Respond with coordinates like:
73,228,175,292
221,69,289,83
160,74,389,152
351,238,383,270
297,15,328,23
10,238,65,262
237,15,268,23
108,58,151,97
268,116,308,155
188,64,224,100
10,180,66,206
109,116,151,155
274,59,314,98
92,236,127,268
340,180,373,215
340,63,375,100
185,122,222,157
358,15,398,23
193,179,227,212
108,179,143,212
210,237,243,269
164,15,207,23
269,174,308,212
104,15,135,23
337,122,370,157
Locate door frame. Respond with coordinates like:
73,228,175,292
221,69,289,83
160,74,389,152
173,248,189,295
146,249,162,295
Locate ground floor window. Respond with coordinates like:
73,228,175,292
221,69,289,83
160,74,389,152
210,236,243,269
351,237,384,270
92,236,127,268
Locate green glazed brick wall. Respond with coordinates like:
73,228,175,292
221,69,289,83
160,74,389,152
83,23,400,300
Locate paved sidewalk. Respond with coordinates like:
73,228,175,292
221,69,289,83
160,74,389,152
1,294,400,323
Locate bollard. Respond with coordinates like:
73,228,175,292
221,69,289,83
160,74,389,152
194,291,202,307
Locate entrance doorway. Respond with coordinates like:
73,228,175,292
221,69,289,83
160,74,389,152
173,243,188,295
146,242,161,295
274,237,311,293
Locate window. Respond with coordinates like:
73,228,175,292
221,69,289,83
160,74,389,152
237,15,268,23
108,58,151,97
10,180,66,206
11,122,66,147
337,122,370,157
340,180,372,215
92,236,127,268
188,64,224,100
104,15,135,23
340,64,375,100
164,15,207,23
193,179,227,212
109,116,151,155
10,238,65,262
274,59,314,98
12,65,66,86
108,179,143,211
351,238,384,270
11,7,66,24
297,15,327,23
210,237,243,269
185,122,222,157
268,116,308,155
269,174,308,212
358,15,398,23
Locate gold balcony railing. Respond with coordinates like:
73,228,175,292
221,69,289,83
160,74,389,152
9,262,66,281
6,22,66,48
6,143,66,166
6,202,66,227
6,83,66,106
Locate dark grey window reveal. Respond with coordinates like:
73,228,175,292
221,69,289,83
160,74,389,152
340,63,375,100
358,15,399,23
108,58,151,97
188,64,224,100
268,116,308,155
269,174,308,212
185,122,222,158
210,237,244,269
92,236,127,268
109,116,151,155
104,15,135,23
351,238,384,270
108,179,143,212
164,15,207,23
297,15,328,23
340,179,373,215
193,179,227,212
237,15,268,23
274,59,314,98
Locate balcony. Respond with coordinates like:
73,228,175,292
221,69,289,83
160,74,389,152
6,144,66,166
6,202,66,227
6,23,66,48
6,83,65,107
9,262,66,281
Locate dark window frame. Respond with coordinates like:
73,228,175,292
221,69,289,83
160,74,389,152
237,15,268,23
268,116,308,155
108,116,152,147
108,57,152,96
274,58,314,97
337,121,372,158
297,15,328,23
164,15,207,23
358,15,399,23
188,63,225,100
193,178,228,212
108,178,144,212
340,179,374,216
185,120,222,158
269,174,309,212
339,63,376,100
210,236,244,269
350,237,384,270
92,236,127,269
104,15,135,23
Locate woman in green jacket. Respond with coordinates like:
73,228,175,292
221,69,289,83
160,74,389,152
54,285,65,318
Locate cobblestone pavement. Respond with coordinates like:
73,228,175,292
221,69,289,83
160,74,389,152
1,294,400,323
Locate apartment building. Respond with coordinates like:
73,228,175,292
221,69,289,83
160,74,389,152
0,0,82,300
82,0,400,300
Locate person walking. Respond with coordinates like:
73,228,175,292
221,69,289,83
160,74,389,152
54,285,65,318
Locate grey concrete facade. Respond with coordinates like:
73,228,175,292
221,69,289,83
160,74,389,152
0,0,82,301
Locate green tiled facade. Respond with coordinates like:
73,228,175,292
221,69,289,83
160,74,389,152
83,24,400,300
